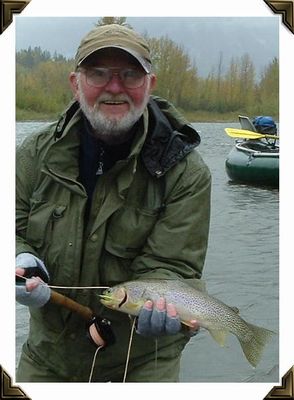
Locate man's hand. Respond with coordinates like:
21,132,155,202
15,253,51,307
136,297,200,337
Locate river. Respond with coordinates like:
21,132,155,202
15,121,279,382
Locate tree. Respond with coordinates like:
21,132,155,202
257,57,279,115
16,55,74,115
223,57,241,111
95,17,132,28
147,35,199,110
238,53,256,113
16,47,65,68
16,41,278,119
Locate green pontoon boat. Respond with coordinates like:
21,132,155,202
225,116,279,187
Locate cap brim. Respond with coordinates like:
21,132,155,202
77,45,152,73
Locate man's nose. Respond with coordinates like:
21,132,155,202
104,74,124,93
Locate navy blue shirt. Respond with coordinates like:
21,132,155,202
79,116,134,221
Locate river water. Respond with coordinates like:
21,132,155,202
15,121,279,382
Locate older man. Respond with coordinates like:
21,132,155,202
16,24,211,382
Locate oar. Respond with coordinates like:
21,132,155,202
225,128,279,140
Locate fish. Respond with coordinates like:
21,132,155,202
99,279,275,367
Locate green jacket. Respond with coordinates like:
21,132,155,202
16,96,211,381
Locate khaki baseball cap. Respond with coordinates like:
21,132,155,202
75,24,152,72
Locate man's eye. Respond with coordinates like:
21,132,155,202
124,70,140,78
92,69,107,78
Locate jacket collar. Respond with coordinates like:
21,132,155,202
45,101,148,189
142,96,201,177
49,96,201,179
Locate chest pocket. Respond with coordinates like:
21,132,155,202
105,167,166,258
26,199,67,251
105,206,160,258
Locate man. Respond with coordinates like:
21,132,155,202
16,24,211,382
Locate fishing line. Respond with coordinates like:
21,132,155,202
16,273,141,382
88,345,104,382
154,339,158,371
15,274,110,290
123,316,137,383
49,285,110,290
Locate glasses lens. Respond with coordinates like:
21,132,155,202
120,69,146,89
84,68,146,89
86,68,109,87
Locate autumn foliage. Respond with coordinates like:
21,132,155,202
16,40,278,121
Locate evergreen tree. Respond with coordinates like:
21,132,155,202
95,17,132,28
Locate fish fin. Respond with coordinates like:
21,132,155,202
127,301,144,311
229,306,239,314
184,278,207,293
208,328,229,347
238,323,275,367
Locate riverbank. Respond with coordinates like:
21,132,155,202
16,108,59,122
16,107,279,124
16,107,256,123
181,109,238,123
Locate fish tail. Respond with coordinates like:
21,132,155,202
239,323,275,367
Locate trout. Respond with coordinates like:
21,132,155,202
100,279,274,367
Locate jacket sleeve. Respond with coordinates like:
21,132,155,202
16,135,42,257
130,151,211,281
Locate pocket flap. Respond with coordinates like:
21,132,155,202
105,237,139,258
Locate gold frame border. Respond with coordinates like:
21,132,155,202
0,0,30,34
264,0,294,33
0,365,31,399
264,366,294,399
0,6,288,396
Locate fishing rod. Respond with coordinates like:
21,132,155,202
16,274,115,347
16,274,94,319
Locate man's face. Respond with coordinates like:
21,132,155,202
70,49,156,142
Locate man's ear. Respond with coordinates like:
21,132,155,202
69,72,80,101
148,74,157,93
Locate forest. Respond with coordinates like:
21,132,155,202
16,21,279,122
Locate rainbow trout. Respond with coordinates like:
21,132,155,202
100,279,274,367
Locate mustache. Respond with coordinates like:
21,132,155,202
95,94,132,105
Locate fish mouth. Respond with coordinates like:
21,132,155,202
99,294,114,304
99,289,128,308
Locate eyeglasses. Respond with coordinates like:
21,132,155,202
79,67,147,89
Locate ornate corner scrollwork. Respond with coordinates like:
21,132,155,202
0,365,31,399
264,0,294,33
264,366,294,399
0,0,30,34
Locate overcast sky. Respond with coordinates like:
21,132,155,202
15,16,279,77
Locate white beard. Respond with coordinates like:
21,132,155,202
77,78,150,144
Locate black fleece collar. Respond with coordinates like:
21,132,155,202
53,98,201,178
141,98,201,177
